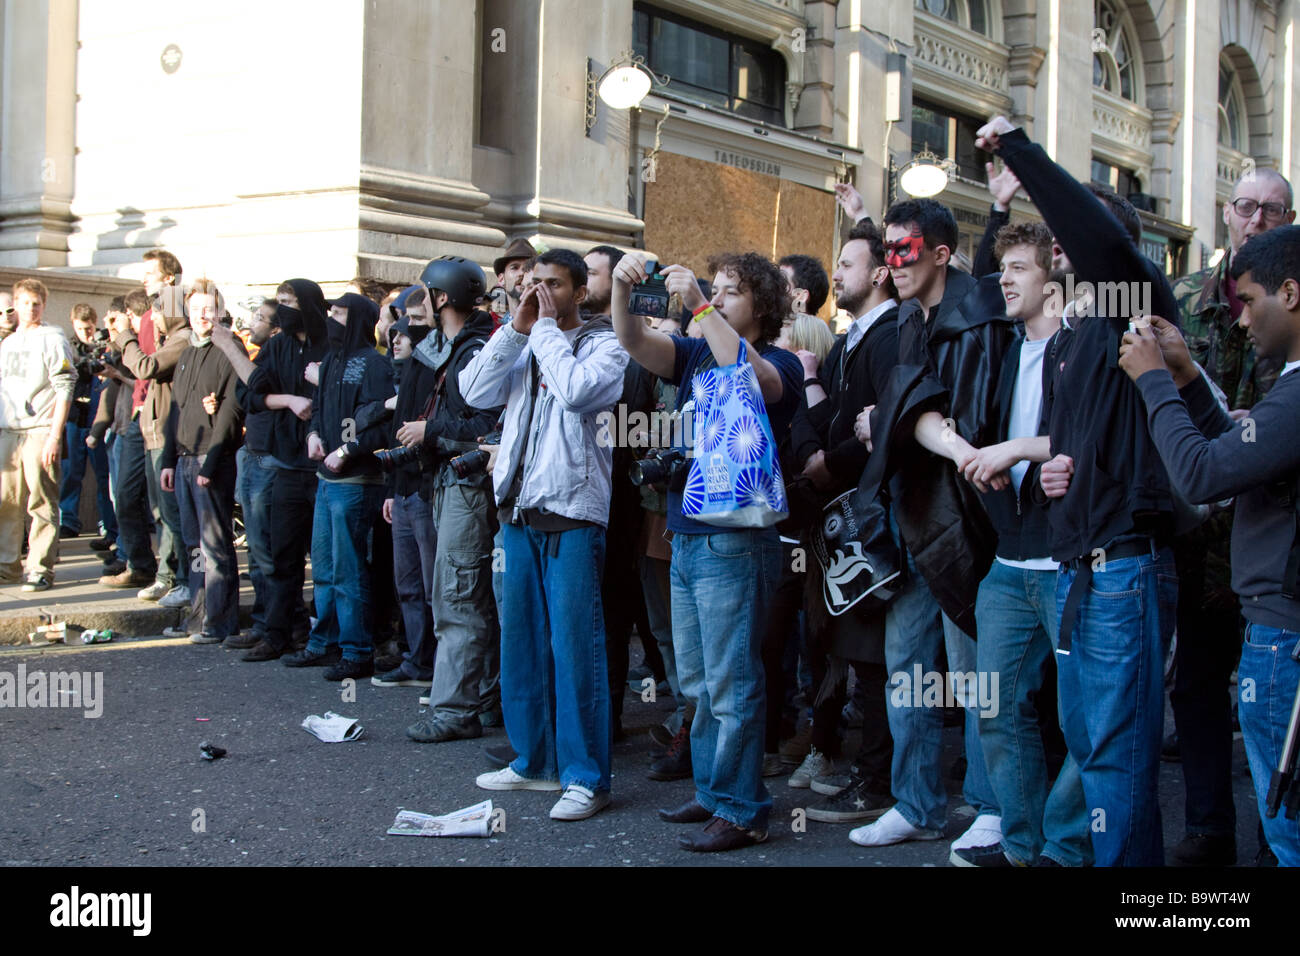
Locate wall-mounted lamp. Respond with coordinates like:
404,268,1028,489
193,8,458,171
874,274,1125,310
890,145,957,200
586,52,668,134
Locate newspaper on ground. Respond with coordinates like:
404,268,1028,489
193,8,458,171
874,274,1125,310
301,711,364,743
386,800,494,838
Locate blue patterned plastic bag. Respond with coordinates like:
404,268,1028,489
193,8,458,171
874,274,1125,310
680,341,788,528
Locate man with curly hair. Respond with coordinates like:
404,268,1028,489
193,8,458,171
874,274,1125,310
610,250,803,852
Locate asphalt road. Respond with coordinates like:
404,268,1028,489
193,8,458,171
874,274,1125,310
0,634,1266,868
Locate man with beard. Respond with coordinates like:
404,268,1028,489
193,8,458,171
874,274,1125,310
395,258,503,739
284,293,393,679
793,220,900,824
210,280,330,662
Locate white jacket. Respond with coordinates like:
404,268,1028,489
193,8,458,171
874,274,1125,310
459,315,628,528
0,325,76,430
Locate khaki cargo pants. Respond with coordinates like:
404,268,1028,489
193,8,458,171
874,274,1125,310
0,426,61,581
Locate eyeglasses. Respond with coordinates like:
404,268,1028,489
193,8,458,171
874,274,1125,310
1230,198,1291,221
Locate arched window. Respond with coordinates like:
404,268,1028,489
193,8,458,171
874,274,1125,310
1217,56,1247,151
914,0,990,38
1093,0,1142,103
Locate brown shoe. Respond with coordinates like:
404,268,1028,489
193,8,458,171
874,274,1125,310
99,568,155,588
658,800,712,824
678,815,768,852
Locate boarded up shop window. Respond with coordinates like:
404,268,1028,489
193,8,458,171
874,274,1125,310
642,152,837,320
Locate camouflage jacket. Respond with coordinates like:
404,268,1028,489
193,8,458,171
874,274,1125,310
1172,255,1281,410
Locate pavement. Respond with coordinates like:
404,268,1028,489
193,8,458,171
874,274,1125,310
0,536,208,644
0,538,1269,867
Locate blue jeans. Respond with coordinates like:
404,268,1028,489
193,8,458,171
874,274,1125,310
113,419,156,576
884,547,999,831
670,529,781,830
500,522,610,792
391,492,437,680
235,449,276,633
1055,548,1177,866
60,418,117,540
1238,622,1300,866
173,454,240,639
976,561,1090,865
306,480,384,662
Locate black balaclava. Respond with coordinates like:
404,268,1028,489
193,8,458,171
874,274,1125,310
327,292,379,353
280,278,328,345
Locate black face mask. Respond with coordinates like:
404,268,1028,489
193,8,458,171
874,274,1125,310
277,304,303,337
405,322,432,345
327,319,348,350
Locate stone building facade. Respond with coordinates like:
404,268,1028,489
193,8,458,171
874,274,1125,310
1,0,1296,306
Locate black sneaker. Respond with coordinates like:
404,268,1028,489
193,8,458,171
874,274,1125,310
88,536,114,552
1168,833,1236,867
282,646,342,668
1161,731,1181,763
371,668,432,688
648,722,692,781
100,558,127,576
406,714,483,743
241,640,286,663
484,742,516,768
324,658,375,681
952,844,1017,867
806,775,892,823
21,574,52,592
58,526,78,539
222,632,260,650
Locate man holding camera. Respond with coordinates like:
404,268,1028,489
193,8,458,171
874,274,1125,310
1119,224,1300,866
0,278,76,590
392,258,503,741
460,248,628,820
60,304,119,554
610,250,804,852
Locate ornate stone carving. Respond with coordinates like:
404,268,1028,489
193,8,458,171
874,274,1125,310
913,29,1009,91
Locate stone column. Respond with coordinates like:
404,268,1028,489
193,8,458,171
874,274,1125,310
0,0,78,267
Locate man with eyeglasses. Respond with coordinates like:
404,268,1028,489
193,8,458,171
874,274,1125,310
1165,166,1296,867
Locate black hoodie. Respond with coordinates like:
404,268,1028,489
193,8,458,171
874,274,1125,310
242,279,330,470
416,309,504,491
310,292,394,481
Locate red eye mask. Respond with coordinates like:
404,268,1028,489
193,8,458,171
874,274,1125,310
885,234,925,269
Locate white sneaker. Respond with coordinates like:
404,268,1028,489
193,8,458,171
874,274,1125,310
137,580,170,601
848,807,944,847
950,813,1003,853
158,585,192,608
418,694,431,707
162,625,190,639
475,766,562,792
549,785,610,821
788,747,834,789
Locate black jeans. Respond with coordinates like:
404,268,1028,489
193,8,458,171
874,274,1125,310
1171,528,1241,838
113,418,156,576
262,468,317,651
761,557,804,752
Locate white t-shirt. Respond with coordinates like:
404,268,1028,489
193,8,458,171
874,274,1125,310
997,335,1058,572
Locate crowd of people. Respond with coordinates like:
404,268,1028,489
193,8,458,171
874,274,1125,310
2,113,1298,865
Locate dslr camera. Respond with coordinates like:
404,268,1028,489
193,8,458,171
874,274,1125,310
630,447,688,491
449,430,503,480
373,443,424,473
74,328,113,377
